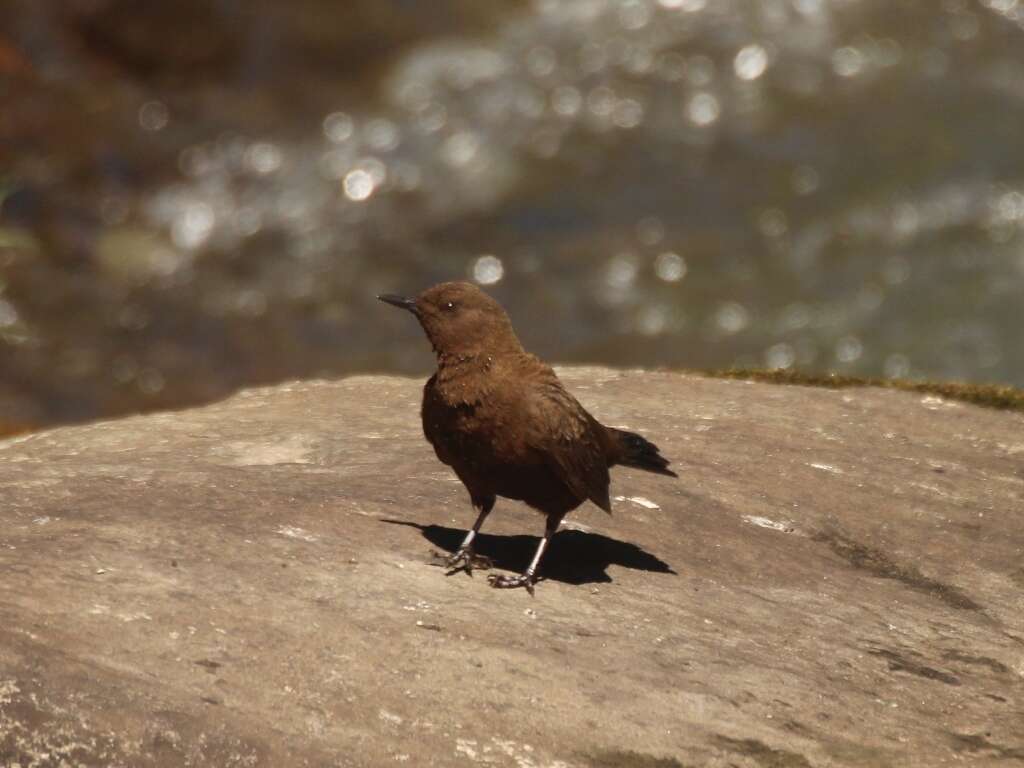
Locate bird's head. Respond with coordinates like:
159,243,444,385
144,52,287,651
378,281,523,359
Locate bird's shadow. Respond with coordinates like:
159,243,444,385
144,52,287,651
381,518,676,586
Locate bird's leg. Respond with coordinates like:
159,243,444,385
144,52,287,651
488,514,562,596
439,496,495,576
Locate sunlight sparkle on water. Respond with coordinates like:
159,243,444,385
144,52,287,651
606,253,639,290
526,46,557,78
637,304,670,335
636,216,665,246
619,0,651,30
792,165,820,195
552,85,583,117
836,335,864,363
659,0,706,11
716,302,749,334
172,204,215,250
687,92,721,126
0,299,18,328
654,252,687,282
365,119,400,152
138,101,169,132
323,112,354,143
734,45,768,81
832,47,866,77
765,343,796,370
758,208,788,238
343,169,375,202
472,255,504,285
613,98,644,129
244,142,282,175
442,132,480,166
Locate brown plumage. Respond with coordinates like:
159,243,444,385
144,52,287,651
379,281,676,593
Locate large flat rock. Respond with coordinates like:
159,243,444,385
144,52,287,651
1,369,1022,767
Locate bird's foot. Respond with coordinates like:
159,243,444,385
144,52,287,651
487,572,537,596
431,547,493,576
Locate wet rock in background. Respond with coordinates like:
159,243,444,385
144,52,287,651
0,0,526,426
2,1,1024,428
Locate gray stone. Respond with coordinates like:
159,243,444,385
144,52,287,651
1,369,1022,766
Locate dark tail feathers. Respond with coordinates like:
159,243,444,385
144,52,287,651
609,428,677,478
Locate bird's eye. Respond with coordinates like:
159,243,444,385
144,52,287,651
443,301,456,311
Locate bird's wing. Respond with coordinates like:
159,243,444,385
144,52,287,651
421,374,441,447
421,373,457,467
523,376,612,513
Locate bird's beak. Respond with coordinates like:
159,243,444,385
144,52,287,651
377,294,418,313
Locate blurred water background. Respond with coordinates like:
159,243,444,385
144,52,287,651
2,0,1024,427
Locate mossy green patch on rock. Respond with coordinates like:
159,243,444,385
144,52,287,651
703,368,1024,413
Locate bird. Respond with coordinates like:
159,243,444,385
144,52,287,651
378,281,676,594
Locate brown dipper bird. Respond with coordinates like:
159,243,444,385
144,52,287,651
379,282,676,593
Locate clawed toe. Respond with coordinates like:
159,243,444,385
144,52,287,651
468,552,494,570
487,572,537,596
431,547,493,576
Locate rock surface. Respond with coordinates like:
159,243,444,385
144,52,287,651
1,369,1022,767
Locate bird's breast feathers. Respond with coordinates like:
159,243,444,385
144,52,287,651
422,359,600,463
